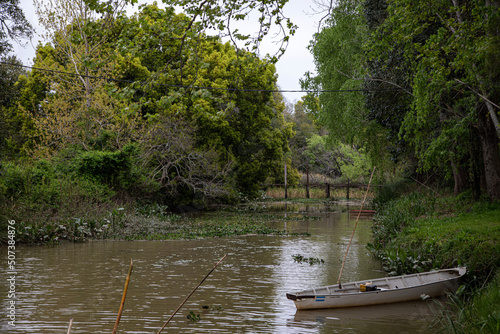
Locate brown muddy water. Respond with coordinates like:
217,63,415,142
1,203,442,333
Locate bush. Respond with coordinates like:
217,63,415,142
75,144,139,189
372,179,409,210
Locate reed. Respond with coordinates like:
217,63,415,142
157,254,227,334
66,318,73,334
112,259,133,334
337,167,375,288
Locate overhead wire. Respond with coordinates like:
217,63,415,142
0,60,402,94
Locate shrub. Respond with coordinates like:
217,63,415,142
372,179,409,210
75,144,139,189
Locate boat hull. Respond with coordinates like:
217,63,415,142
287,267,466,310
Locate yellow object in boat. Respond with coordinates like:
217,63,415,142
360,282,377,292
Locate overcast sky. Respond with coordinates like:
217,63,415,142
13,0,323,103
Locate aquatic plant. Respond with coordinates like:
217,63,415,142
187,311,201,322
292,254,325,265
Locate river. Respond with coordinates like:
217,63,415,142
1,203,440,333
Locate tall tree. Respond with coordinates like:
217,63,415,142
301,0,367,145
370,0,500,199
363,0,413,163
113,4,292,196
30,0,135,153
301,0,397,178
0,55,27,158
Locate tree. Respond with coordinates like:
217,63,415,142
30,0,137,153
370,0,500,199
22,3,292,198
141,114,233,200
0,0,33,53
113,4,293,196
363,0,413,163
301,0,368,145
170,0,297,62
0,55,27,158
300,0,398,181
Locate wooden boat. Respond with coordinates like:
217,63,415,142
286,267,466,310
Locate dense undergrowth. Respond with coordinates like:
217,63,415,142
370,183,500,333
0,145,368,245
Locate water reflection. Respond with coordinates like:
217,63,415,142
0,205,439,333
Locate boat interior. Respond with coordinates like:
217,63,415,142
298,269,463,296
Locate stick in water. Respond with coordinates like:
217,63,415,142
157,253,228,334
337,167,376,288
66,317,73,334
112,259,133,334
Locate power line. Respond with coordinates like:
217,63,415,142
0,60,401,94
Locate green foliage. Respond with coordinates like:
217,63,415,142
434,270,500,334
14,3,292,200
187,311,201,322
370,193,500,281
113,5,292,197
75,144,139,189
291,254,325,265
367,0,500,199
15,217,103,245
336,143,372,182
0,0,33,53
372,179,409,210
302,0,401,179
0,55,32,159
302,0,368,145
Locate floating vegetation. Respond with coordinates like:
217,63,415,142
292,254,325,265
208,305,224,311
187,311,201,322
13,198,328,245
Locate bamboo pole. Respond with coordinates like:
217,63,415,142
157,254,228,334
306,164,310,199
337,167,376,288
66,318,73,334
284,163,288,199
112,259,133,334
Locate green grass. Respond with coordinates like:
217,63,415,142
370,192,500,333
433,271,500,334
394,204,500,276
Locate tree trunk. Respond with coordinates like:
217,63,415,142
478,110,500,200
450,159,469,195
469,127,485,200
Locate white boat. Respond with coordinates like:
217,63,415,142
286,267,466,310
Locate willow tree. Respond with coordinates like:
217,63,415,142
300,0,401,178
369,0,500,199
301,0,368,144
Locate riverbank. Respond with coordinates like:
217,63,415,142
370,191,500,333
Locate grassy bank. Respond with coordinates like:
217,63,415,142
370,188,500,333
